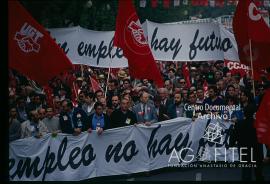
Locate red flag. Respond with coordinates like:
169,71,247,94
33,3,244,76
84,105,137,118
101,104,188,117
8,1,72,86
163,0,170,8
151,0,158,8
203,80,208,97
215,0,225,7
255,89,270,147
233,0,270,70
114,0,164,87
90,76,103,93
192,0,209,6
182,63,191,88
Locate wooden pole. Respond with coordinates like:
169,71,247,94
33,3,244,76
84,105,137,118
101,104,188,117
249,39,256,98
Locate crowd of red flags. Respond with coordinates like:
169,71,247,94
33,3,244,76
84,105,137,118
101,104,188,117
8,0,73,86
114,0,164,87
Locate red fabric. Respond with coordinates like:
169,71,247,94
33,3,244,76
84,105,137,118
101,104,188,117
227,0,237,5
224,60,249,77
114,0,164,87
215,0,225,7
163,0,170,8
182,63,191,88
43,85,54,108
203,80,208,97
8,1,73,86
151,0,158,8
255,89,270,147
191,0,209,6
90,77,103,93
233,0,270,70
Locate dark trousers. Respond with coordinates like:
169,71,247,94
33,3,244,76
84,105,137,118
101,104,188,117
239,145,264,181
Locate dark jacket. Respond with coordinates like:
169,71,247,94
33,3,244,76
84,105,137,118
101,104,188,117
59,108,89,134
167,102,185,119
110,109,137,128
86,113,110,130
156,104,169,122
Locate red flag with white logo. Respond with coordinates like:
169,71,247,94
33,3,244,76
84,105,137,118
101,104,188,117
8,1,73,85
114,0,164,87
255,89,270,147
233,0,270,70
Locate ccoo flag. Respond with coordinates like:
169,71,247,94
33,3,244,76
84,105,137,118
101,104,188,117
233,0,270,70
8,1,73,85
113,0,164,87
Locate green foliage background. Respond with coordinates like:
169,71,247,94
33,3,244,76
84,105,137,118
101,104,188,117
20,0,237,30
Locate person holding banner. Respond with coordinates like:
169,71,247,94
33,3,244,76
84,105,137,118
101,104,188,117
236,90,264,181
59,100,88,135
86,102,110,135
132,91,158,126
110,98,137,128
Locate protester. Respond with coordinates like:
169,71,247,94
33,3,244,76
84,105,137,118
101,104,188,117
59,99,88,135
43,107,61,134
21,110,48,138
9,107,21,142
110,98,137,128
132,91,157,126
167,92,186,119
86,102,110,135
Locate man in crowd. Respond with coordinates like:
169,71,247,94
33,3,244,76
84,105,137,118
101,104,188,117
43,107,61,134
157,88,173,109
16,97,28,123
168,92,186,119
86,102,110,135
82,92,95,116
59,100,88,135
21,110,48,138
9,107,21,142
203,86,224,114
38,108,46,121
110,98,137,128
132,91,157,126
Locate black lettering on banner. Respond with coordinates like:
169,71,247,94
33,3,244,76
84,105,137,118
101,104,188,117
147,125,192,160
9,137,96,181
189,29,233,60
151,27,182,60
105,140,138,163
77,37,124,66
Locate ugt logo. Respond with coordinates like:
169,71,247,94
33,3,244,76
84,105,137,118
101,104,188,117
128,20,147,46
14,22,44,53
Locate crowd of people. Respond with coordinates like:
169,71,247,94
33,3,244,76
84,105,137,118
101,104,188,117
9,60,270,180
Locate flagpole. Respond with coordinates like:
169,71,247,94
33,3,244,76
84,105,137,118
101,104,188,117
249,39,256,98
105,51,112,98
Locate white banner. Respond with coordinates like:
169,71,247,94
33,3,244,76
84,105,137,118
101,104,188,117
47,22,239,68
48,26,128,68
9,118,239,181
144,20,239,62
